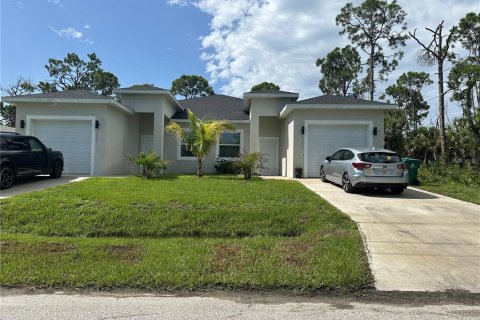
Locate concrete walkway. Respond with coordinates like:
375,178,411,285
298,179,480,293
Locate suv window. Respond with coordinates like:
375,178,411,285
359,152,400,163
0,136,6,150
27,137,45,152
2,136,29,151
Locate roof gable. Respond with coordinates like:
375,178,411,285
293,95,392,106
244,89,298,95
117,85,168,91
279,95,396,118
1,89,133,115
172,94,248,121
3,89,108,100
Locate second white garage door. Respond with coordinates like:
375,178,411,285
306,124,369,178
31,119,93,175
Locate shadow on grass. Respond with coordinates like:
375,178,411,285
144,174,268,182
128,174,180,180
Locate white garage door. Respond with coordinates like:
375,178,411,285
306,124,369,178
32,120,92,175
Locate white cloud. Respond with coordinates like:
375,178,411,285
167,0,189,6
170,0,480,121
48,0,61,6
190,0,357,98
49,26,83,39
84,24,91,29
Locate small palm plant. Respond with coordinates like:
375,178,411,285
128,150,168,178
235,151,264,179
165,110,235,177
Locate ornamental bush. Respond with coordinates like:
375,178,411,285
128,150,167,178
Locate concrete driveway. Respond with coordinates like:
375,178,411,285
0,176,89,199
299,179,480,293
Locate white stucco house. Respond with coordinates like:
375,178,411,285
2,86,395,178
0,125,16,133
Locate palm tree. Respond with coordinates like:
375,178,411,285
165,110,235,177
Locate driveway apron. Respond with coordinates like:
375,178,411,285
299,179,480,292
0,176,89,199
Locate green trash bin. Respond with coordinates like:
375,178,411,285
402,158,421,186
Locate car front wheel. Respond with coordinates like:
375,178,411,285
342,173,355,193
50,160,63,178
320,166,327,182
1,165,15,189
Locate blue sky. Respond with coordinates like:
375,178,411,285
1,0,479,123
1,0,212,90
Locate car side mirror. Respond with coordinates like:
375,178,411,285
326,156,331,162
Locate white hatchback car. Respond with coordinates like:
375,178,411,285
319,148,409,194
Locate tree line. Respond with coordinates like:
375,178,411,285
0,53,280,128
316,1,479,165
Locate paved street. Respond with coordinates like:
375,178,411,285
1,291,479,320
299,179,480,293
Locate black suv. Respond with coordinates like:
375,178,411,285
0,132,64,189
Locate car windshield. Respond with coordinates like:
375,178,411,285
358,152,400,163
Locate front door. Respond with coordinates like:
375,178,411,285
260,137,278,176
140,135,154,154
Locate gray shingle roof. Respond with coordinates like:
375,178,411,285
118,85,167,90
293,95,393,106
5,89,109,100
173,95,249,120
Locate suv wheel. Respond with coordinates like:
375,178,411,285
1,165,15,189
50,160,63,178
342,173,355,193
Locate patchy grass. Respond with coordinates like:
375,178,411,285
1,176,350,238
0,175,373,291
418,164,480,205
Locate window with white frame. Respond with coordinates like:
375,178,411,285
180,141,195,157
178,138,196,159
217,131,242,158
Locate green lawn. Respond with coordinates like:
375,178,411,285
417,164,480,205
0,176,373,291
417,183,480,205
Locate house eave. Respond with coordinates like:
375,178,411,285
1,97,134,115
279,103,397,119
242,92,299,111
171,119,250,124
113,89,183,111
113,89,171,94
